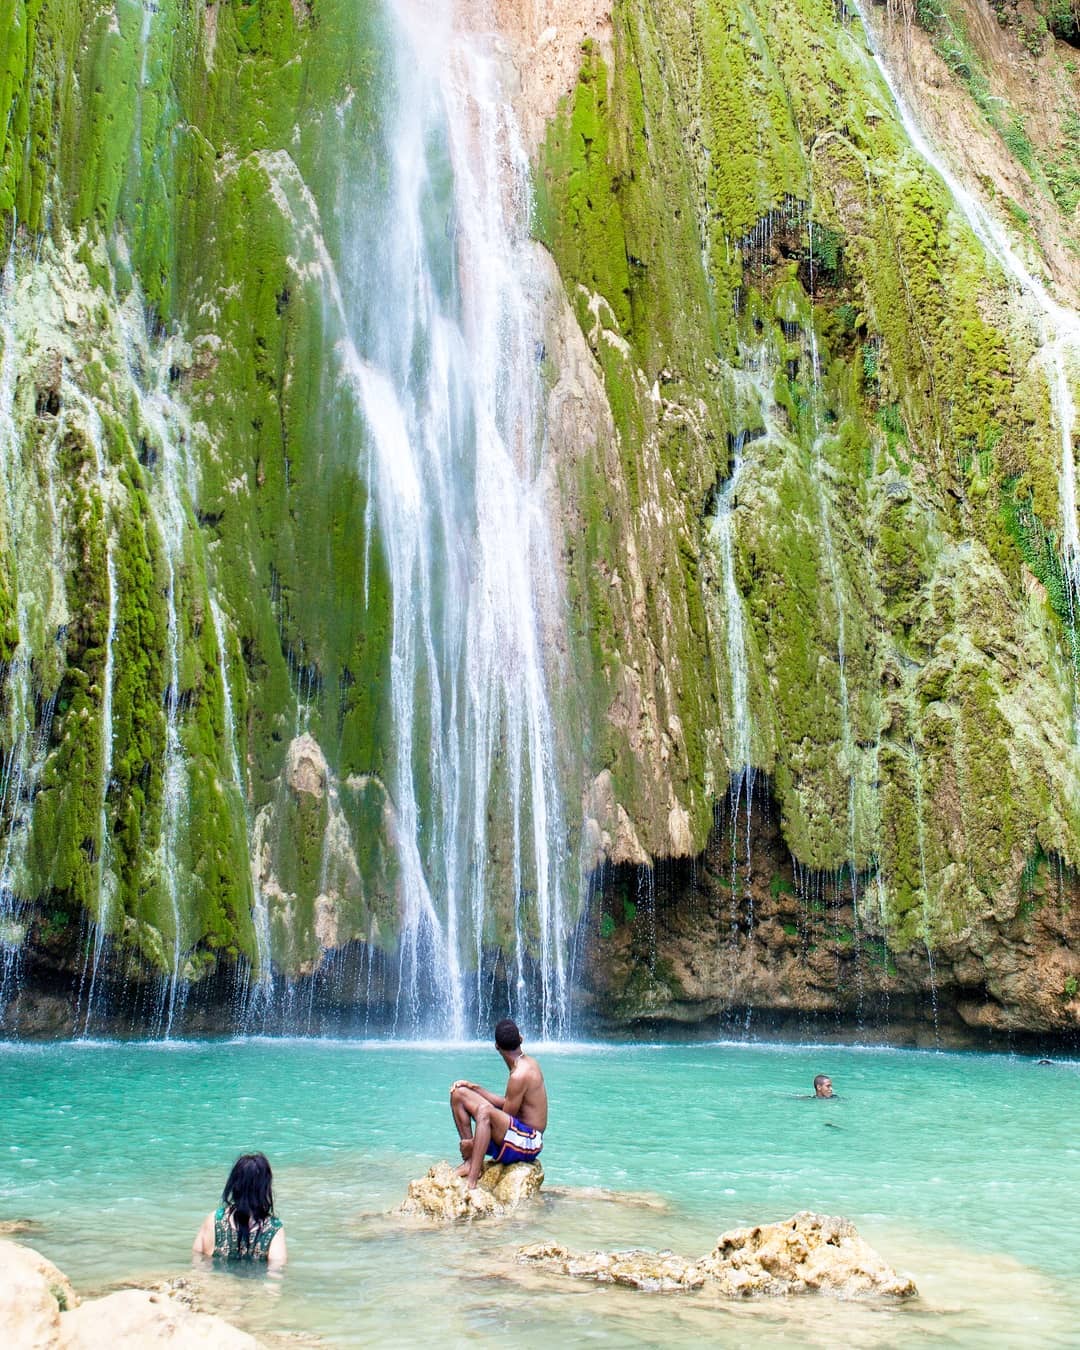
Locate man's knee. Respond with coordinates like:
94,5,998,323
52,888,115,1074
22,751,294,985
476,1102,492,1124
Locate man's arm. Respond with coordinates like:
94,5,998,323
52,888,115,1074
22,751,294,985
450,1079,505,1108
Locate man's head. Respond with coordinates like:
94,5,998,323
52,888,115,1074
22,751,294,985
494,1018,522,1054
813,1074,833,1098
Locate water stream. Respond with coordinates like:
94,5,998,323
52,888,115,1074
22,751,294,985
128,324,195,1038
337,2,570,1037
78,404,118,1033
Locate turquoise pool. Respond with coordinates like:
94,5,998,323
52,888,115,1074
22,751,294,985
0,1040,1076,1346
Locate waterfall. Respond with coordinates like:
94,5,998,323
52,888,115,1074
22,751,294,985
127,322,195,1039
210,596,272,1014
333,1,571,1037
78,404,118,1033
807,315,860,910
707,349,769,870
849,1,1080,662
0,243,64,1021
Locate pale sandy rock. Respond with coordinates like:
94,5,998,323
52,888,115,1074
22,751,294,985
519,1242,706,1292
58,1288,260,1348
518,1212,916,1300
703,1212,917,1299
0,1240,78,1348
285,732,327,799
397,1159,544,1221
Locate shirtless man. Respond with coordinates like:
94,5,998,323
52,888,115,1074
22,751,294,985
449,1019,547,1189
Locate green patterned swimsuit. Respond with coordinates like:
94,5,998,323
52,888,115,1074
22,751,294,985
212,1205,283,1261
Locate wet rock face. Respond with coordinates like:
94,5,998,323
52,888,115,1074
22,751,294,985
518,1211,917,1300
397,1160,544,1221
580,784,1080,1049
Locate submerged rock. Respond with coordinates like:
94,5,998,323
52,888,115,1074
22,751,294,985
0,1239,259,1347
397,1160,544,1221
519,1211,917,1300
518,1241,706,1292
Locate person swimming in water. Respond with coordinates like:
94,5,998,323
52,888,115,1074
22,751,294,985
813,1074,836,1098
449,1018,548,1189
192,1152,287,1264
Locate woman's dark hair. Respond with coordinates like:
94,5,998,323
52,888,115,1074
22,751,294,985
222,1153,274,1255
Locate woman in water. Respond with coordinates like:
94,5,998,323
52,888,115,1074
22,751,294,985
193,1152,287,1264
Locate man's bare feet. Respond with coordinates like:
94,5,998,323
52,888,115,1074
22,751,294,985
455,1162,470,1178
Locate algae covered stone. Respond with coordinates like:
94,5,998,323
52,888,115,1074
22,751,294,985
518,1211,916,1300
397,1159,544,1221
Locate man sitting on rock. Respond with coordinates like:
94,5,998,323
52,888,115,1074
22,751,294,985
450,1018,547,1189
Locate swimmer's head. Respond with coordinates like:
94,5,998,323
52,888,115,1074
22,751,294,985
813,1074,834,1098
494,1018,522,1052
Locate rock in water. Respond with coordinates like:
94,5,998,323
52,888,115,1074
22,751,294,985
0,1239,78,1347
519,1211,916,1300
518,1242,707,1292
703,1211,917,1299
0,1239,261,1347
58,1289,260,1348
398,1160,544,1221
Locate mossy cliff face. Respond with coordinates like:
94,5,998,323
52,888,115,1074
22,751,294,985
0,0,405,1015
1,0,1079,1040
532,0,1080,1039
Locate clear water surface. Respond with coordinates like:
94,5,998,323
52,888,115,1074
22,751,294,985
0,1040,1076,1347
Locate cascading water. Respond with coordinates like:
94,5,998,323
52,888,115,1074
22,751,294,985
0,244,65,1021
336,1,571,1037
848,1,1080,667
127,324,194,1039
806,315,861,916
77,403,119,1033
210,596,272,1016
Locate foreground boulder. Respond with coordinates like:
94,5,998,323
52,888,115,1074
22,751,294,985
0,1239,78,1348
519,1211,917,1300
398,1160,544,1221
59,1289,259,1348
0,1239,259,1347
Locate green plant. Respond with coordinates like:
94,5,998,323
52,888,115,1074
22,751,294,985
599,912,615,939
1003,118,1036,170
1065,975,1078,997
769,872,795,898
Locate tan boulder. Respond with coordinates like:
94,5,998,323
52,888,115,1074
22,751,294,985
519,1242,706,1292
397,1159,544,1221
518,1211,916,1301
0,1239,78,1348
57,1289,260,1348
704,1211,918,1299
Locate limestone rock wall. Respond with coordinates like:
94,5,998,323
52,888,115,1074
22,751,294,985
1,0,1080,1037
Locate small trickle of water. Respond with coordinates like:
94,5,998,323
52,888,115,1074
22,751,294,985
78,404,119,1034
126,321,196,1039
209,596,271,1015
